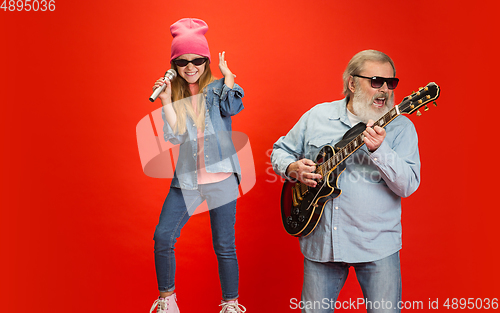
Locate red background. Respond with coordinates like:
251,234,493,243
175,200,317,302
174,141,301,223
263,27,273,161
1,0,499,312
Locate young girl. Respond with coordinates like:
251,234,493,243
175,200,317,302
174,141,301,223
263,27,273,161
149,18,246,313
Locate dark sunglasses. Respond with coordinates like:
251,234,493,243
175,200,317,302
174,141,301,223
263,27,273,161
353,75,399,90
173,57,208,67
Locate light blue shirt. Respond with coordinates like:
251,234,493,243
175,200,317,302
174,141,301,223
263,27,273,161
162,78,244,190
271,99,420,263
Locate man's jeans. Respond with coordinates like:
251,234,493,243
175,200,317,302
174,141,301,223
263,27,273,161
153,175,239,300
302,252,402,312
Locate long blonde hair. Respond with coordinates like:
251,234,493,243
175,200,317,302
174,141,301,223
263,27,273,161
170,61,216,134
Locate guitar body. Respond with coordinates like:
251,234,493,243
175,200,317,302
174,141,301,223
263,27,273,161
279,82,440,237
281,145,345,237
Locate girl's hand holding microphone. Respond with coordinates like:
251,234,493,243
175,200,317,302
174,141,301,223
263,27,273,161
152,76,177,128
149,69,176,103
153,77,172,102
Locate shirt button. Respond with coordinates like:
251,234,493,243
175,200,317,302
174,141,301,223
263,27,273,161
193,123,196,126
335,206,339,210
193,154,196,157
374,158,378,161
334,227,337,230
206,155,209,158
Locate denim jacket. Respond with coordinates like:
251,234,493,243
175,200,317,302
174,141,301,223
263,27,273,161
271,99,420,263
162,78,244,190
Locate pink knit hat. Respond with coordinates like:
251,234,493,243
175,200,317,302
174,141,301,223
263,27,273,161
170,18,211,62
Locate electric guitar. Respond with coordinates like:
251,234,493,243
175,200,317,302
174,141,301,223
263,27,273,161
280,82,440,237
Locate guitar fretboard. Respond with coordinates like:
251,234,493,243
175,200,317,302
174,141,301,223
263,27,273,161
317,106,400,175
315,83,439,176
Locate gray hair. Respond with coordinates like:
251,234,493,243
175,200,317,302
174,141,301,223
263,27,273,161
342,50,396,101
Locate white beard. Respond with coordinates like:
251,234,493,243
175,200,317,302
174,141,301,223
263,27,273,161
351,86,394,123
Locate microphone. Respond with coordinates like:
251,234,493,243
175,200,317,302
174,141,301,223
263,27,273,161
149,69,177,102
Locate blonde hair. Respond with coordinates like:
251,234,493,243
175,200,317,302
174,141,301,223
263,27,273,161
170,60,216,134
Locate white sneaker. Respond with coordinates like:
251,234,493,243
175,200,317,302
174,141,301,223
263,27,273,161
150,294,180,313
219,299,246,313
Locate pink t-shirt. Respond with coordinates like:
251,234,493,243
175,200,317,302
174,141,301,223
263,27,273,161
189,84,232,185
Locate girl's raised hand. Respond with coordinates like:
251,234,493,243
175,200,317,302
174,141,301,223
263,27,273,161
219,51,235,88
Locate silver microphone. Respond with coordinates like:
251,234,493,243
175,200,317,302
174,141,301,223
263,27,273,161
149,69,177,102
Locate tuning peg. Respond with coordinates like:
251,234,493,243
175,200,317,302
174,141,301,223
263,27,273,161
424,105,429,111
417,110,422,116
433,101,437,107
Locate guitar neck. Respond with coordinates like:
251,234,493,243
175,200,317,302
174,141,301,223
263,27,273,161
319,106,401,174
316,82,440,176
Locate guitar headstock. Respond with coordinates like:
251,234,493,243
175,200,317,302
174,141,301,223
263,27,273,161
399,82,440,116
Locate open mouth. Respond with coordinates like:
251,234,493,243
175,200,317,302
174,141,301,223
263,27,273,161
373,97,386,108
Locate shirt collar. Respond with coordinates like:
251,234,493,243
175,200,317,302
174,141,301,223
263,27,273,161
328,98,351,127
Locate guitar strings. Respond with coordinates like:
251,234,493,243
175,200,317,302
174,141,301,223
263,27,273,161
315,105,401,176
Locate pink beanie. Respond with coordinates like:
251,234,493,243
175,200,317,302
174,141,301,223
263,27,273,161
170,18,211,62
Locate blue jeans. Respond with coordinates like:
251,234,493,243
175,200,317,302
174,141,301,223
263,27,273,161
302,252,402,312
153,175,239,300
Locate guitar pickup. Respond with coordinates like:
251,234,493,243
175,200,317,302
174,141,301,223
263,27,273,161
294,184,303,201
292,185,299,207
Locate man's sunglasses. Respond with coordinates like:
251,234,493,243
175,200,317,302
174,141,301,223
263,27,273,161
173,57,208,67
353,75,399,90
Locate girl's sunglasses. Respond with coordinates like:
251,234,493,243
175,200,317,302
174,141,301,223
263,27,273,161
353,75,399,90
173,57,208,67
